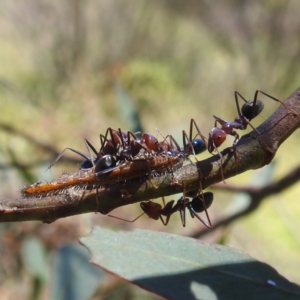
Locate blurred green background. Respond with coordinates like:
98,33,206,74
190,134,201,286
0,1,300,299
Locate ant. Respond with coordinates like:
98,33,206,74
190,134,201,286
108,192,213,228
99,128,151,161
44,127,145,176
93,125,207,179
48,118,207,178
181,118,207,158
25,121,208,199
207,90,287,179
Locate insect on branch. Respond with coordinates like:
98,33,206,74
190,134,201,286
0,86,300,223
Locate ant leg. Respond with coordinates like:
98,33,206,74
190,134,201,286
45,147,91,173
183,120,207,159
164,134,181,152
199,181,213,229
82,139,102,210
83,139,99,167
128,130,153,156
178,196,187,227
231,130,241,156
190,119,208,147
256,90,298,116
155,128,166,140
118,128,127,149
155,129,180,149
84,139,98,157
126,131,138,144
108,211,145,222
170,135,181,151
159,200,176,226
212,141,225,183
99,127,113,149
192,181,213,229
100,128,119,156
178,186,188,227
213,115,229,127
183,130,196,158
256,90,288,108
234,91,248,117
159,199,179,226
189,203,213,229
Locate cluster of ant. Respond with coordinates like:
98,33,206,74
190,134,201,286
70,121,214,228
22,90,284,229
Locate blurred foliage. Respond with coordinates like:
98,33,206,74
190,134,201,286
0,0,300,299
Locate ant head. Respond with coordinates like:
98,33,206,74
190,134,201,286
191,192,213,213
208,128,226,152
95,155,117,174
142,133,159,151
192,139,206,155
140,201,162,220
241,100,264,121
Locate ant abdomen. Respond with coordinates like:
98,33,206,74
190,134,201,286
80,158,98,169
95,155,117,174
192,139,206,155
241,99,264,121
190,192,213,213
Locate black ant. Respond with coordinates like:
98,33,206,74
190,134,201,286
108,192,214,228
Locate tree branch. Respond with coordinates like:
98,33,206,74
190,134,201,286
191,164,300,238
1,87,300,223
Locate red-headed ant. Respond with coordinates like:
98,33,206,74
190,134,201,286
93,124,207,179
23,121,208,200
207,90,287,180
108,192,213,228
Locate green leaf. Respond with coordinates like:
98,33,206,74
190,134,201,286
80,227,300,300
51,244,103,300
21,236,48,282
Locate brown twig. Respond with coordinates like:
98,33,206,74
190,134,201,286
0,87,300,223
